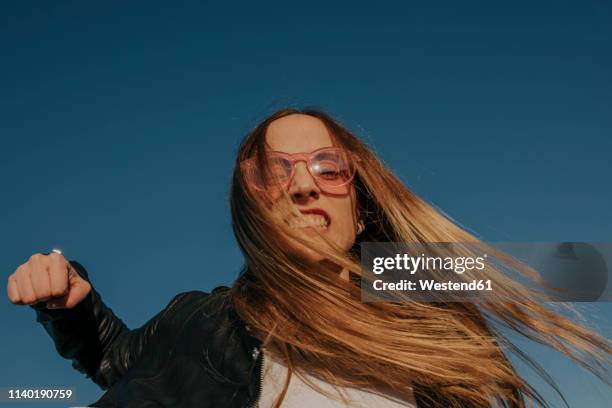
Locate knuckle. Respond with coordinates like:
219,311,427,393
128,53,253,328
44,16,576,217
49,264,68,276
29,253,42,262
31,281,50,296
29,275,45,290
7,275,18,288
15,264,28,277
50,290,63,298
21,295,37,305
39,288,52,299
30,264,45,277
49,252,64,262
7,292,20,303
50,286,67,297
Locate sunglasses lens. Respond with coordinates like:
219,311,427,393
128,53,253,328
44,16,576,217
311,150,354,186
246,157,292,190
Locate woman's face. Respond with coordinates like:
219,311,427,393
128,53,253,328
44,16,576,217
264,114,359,262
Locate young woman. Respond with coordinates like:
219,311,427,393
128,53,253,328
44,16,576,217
8,108,611,408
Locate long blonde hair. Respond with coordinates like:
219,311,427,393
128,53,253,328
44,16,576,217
228,108,610,408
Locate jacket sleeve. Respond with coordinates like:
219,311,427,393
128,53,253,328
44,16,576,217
30,260,191,390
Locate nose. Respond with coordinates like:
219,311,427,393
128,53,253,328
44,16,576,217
288,162,320,203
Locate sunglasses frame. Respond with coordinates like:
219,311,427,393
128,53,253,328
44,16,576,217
240,146,357,192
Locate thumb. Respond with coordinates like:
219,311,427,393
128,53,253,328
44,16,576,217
47,267,92,309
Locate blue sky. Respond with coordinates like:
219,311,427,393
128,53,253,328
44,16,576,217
1,1,610,407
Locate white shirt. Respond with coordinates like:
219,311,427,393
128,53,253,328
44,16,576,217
257,351,418,408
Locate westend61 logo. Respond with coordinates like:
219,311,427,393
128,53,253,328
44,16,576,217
360,242,612,303
371,253,488,275
369,252,492,294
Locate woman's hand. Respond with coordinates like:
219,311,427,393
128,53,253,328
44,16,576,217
7,252,92,309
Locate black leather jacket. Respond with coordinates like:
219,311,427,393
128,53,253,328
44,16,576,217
30,260,447,407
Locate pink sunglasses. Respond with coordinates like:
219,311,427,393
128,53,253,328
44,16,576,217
240,147,357,192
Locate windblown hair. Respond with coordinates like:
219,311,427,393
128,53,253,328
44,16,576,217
228,108,610,408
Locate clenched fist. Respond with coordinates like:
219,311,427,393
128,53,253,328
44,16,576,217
7,252,91,309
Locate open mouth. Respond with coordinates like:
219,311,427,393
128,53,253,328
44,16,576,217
288,208,331,230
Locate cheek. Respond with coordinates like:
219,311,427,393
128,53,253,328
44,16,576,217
329,200,357,249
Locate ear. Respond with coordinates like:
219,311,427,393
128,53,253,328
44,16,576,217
356,219,365,235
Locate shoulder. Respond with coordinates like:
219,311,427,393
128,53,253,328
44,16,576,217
164,286,233,320
160,286,245,352
171,286,230,304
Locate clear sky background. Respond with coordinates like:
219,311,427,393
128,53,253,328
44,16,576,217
1,1,610,407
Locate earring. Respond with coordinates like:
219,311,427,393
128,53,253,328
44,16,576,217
356,219,365,235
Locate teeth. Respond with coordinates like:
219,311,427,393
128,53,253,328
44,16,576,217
288,214,329,229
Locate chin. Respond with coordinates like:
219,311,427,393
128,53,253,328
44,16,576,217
280,228,353,264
